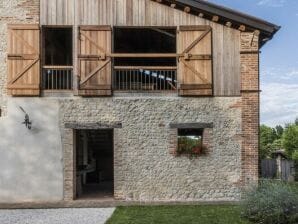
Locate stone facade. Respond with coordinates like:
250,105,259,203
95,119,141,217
60,96,242,201
0,0,262,204
0,0,39,116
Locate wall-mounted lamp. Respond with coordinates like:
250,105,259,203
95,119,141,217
19,106,32,130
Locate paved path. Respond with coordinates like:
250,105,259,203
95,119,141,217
0,208,115,224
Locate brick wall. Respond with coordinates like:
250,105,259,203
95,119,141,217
240,32,260,186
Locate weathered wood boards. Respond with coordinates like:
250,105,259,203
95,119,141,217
7,24,40,96
78,26,112,96
39,0,241,96
178,25,212,96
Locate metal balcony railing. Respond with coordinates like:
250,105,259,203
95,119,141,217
113,66,177,91
42,66,73,90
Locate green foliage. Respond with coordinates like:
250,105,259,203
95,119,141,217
292,150,298,161
107,205,250,224
282,124,298,158
271,139,283,150
241,180,298,224
260,118,298,159
260,125,278,159
177,136,205,156
275,125,284,138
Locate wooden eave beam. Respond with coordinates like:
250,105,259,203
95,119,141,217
151,0,280,38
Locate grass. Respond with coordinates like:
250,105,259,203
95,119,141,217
106,205,251,224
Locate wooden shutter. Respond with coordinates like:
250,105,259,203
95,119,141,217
78,26,112,96
178,26,213,96
7,24,40,96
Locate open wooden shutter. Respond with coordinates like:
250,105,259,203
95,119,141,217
78,26,112,96
178,25,213,96
7,24,40,96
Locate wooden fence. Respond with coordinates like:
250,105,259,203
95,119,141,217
261,159,296,181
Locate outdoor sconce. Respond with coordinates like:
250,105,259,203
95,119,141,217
19,106,32,130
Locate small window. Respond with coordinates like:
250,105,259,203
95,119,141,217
177,129,204,156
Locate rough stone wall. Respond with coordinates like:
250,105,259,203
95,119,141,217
61,96,242,202
240,32,260,186
0,0,39,116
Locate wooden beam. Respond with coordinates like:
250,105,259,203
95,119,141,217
239,25,246,31
180,84,212,90
184,6,191,13
212,15,219,22
8,24,39,30
254,30,261,36
111,53,178,58
114,66,177,70
226,21,232,27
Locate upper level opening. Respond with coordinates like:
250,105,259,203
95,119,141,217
43,27,73,66
42,27,73,90
113,27,177,91
114,27,176,66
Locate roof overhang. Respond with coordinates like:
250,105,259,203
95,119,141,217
153,0,280,47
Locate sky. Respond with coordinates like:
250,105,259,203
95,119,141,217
209,0,298,127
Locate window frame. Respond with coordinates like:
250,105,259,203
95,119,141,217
177,128,204,156
112,26,178,92
41,25,74,91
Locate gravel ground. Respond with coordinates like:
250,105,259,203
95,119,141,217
0,208,115,224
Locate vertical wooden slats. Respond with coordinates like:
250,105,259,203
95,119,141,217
78,25,112,96
39,0,241,96
7,24,40,96
178,25,213,96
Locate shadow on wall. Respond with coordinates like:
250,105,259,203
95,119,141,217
0,98,63,203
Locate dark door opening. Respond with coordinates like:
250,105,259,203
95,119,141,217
75,129,114,199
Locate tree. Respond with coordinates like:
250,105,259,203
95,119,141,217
260,125,278,159
282,124,298,158
272,139,282,150
275,125,284,139
295,117,298,125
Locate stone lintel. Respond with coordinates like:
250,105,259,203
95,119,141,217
65,122,122,129
169,123,213,129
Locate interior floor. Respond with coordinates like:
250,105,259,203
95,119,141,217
76,129,114,200
78,182,114,200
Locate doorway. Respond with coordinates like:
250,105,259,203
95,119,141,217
75,129,114,199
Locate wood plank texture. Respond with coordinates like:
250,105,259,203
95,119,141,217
178,26,212,96
78,25,112,96
7,25,40,96
40,0,241,96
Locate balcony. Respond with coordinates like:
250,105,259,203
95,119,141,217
113,66,177,91
42,66,73,90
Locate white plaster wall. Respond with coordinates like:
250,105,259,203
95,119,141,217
0,98,63,203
